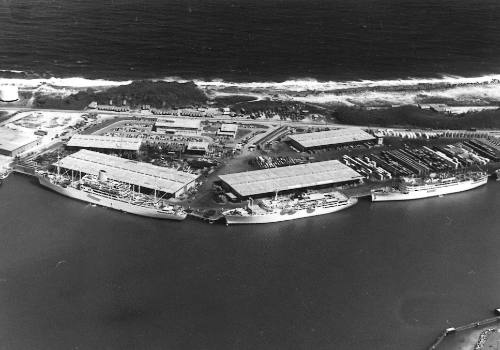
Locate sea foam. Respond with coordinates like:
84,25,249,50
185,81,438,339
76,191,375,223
1,74,499,106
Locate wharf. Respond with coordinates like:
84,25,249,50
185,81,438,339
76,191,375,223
428,310,500,350
187,209,224,224
339,181,392,198
12,165,36,176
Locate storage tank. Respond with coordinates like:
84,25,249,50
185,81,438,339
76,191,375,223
0,85,19,102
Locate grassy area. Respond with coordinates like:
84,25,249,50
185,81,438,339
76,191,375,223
235,128,253,139
330,105,500,129
211,95,257,107
0,110,10,123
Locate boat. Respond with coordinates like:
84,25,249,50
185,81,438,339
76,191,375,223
36,167,187,221
496,169,500,181
371,171,488,202
222,190,358,224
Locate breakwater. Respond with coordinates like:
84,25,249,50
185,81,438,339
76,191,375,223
428,310,500,350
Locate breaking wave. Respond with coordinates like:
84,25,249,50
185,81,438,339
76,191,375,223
1,73,500,106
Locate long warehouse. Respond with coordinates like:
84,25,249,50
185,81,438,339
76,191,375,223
55,149,199,197
288,128,375,151
218,160,363,198
66,134,143,153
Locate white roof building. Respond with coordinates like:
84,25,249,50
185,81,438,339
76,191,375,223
217,123,238,138
219,160,363,197
155,118,201,129
67,134,143,151
55,150,199,196
0,127,40,156
288,128,375,150
187,141,210,152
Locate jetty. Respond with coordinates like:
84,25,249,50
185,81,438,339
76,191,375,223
187,209,224,224
428,309,500,350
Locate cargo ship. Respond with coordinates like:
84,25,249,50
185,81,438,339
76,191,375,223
37,168,187,220
371,171,488,202
222,191,358,224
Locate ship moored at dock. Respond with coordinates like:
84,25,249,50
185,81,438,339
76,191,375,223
37,171,188,220
371,171,488,202
34,149,199,220
223,191,358,224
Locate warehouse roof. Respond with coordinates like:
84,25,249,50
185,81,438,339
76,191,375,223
0,127,39,152
219,160,362,197
155,118,201,129
187,141,209,151
288,128,375,148
220,123,238,132
55,150,199,194
67,134,142,151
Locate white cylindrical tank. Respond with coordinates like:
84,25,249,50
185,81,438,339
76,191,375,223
0,85,19,102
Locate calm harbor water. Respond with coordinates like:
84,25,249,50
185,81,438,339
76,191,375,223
1,174,499,350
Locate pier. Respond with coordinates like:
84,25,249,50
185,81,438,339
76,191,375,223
187,209,224,224
428,310,500,350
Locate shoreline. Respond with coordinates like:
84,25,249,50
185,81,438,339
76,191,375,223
7,168,500,226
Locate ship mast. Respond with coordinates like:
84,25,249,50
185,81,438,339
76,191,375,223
154,176,157,201
56,154,60,177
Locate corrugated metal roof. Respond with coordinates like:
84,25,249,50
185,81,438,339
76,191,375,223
187,141,209,150
220,123,238,132
67,134,142,151
288,128,375,148
155,118,201,129
0,127,39,151
219,160,362,196
55,150,198,194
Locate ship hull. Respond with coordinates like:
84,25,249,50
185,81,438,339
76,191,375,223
38,176,187,220
224,198,358,224
371,176,488,202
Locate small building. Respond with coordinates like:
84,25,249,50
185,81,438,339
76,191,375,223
218,159,363,198
186,141,210,155
154,118,201,135
66,134,143,156
55,149,199,198
217,123,238,138
288,128,376,151
0,127,40,157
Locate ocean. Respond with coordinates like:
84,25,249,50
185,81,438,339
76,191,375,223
3,0,500,106
2,0,500,82
1,175,500,350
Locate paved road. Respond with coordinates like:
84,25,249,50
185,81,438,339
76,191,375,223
2,106,500,135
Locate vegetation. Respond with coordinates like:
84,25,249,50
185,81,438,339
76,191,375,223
229,99,325,121
0,110,9,123
34,80,208,110
211,95,257,107
331,105,500,129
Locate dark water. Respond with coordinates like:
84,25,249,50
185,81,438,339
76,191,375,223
1,174,500,350
2,0,500,81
